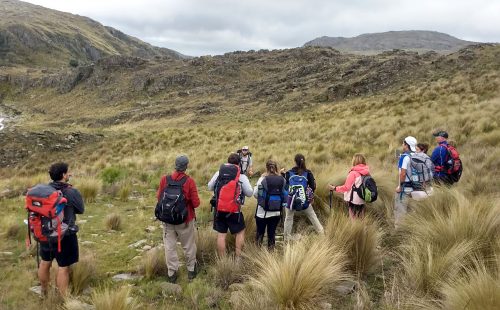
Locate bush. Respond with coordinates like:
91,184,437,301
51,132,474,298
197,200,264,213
69,59,79,67
196,227,217,266
212,255,245,289
117,183,131,202
100,166,126,185
105,213,122,231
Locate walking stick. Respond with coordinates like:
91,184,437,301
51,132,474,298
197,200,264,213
329,190,333,211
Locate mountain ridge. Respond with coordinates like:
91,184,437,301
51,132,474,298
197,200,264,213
0,0,186,67
304,30,479,54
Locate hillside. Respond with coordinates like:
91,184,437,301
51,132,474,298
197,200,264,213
0,0,185,68
304,30,478,54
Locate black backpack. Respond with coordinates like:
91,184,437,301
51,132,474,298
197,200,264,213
155,176,188,225
351,174,378,203
257,175,286,213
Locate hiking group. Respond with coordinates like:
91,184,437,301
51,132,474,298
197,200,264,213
25,130,462,293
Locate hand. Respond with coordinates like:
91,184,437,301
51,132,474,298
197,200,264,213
327,184,336,191
395,186,402,193
280,168,286,174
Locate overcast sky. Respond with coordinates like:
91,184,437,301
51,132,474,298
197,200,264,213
23,0,500,56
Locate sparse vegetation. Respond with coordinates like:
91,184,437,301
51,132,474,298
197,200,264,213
105,213,122,231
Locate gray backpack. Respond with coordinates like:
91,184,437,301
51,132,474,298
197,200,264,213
408,153,434,189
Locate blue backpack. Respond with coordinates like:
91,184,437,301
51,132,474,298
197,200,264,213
257,175,287,214
287,171,310,210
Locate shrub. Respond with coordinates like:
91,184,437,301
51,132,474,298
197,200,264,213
196,227,217,266
118,183,131,202
234,237,347,309
324,212,382,278
100,166,126,184
69,59,79,67
70,252,97,295
92,286,139,310
105,213,122,231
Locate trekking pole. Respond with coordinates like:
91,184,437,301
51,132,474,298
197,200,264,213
329,190,333,211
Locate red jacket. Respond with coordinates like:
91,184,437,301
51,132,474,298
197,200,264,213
156,171,200,223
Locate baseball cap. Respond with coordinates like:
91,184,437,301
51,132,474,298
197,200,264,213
242,146,249,150
432,130,448,138
404,136,417,152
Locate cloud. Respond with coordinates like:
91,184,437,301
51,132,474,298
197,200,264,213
22,0,500,56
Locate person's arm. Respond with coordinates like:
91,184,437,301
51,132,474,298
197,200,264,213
67,188,85,214
248,157,254,176
188,178,200,208
307,171,317,192
253,177,263,198
156,176,166,201
396,156,409,192
240,175,253,197
334,171,357,193
207,171,219,191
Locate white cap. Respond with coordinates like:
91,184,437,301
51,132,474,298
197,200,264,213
404,136,417,152
242,146,249,150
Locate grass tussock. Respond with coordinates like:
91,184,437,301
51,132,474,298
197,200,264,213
76,177,102,203
70,252,97,295
324,211,382,278
92,286,139,310
138,247,168,279
195,227,217,266
105,213,122,231
234,237,347,309
212,254,246,290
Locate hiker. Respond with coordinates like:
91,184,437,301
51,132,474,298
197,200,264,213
328,154,371,219
281,154,324,241
208,153,253,257
394,137,429,228
253,159,287,250
431,130,462,185
156,155,200,283
236,146,254,176
37,162,84,296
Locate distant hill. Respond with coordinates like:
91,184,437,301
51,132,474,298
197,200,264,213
0,0,185,67
304,30,478,54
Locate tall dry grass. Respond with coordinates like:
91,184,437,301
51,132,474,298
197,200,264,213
70,252,97,295
75,177,102,203
233,237,347,309
324,211,382,278
91,286,139,310
137,247,168,279
105,213,122,231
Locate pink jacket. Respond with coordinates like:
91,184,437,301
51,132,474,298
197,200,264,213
335,164,370,205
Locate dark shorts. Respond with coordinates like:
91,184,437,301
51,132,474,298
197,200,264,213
40,233,79,267
213,212,245,234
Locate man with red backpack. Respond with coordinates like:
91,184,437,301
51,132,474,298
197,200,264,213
208,153,253,257
33,162,84,296
431,130,462,185
156,155,200,283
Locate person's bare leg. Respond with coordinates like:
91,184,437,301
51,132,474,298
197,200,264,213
235,229,245,257
56,266,70,296
217,233,227,257
38,261,52,296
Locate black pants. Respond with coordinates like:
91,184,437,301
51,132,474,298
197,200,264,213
255,216,281,250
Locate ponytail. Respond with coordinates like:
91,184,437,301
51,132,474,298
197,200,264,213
266,159,278,175
294,154,306,175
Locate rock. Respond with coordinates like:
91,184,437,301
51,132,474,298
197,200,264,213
142,245,152,251
319,302,332,310
77,220,88,224
0,252,14,256
145,225,156,232
334,280,356,295
111,273,142,281
160,282,182,297
128,239,147,248
29,286,42,295
81,241,96,246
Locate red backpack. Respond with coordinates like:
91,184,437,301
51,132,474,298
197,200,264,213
215,164,242,213
445,145,463,183
25,184,68,253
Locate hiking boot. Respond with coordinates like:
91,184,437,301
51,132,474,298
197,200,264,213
188,265,198,282
167,271,178,283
